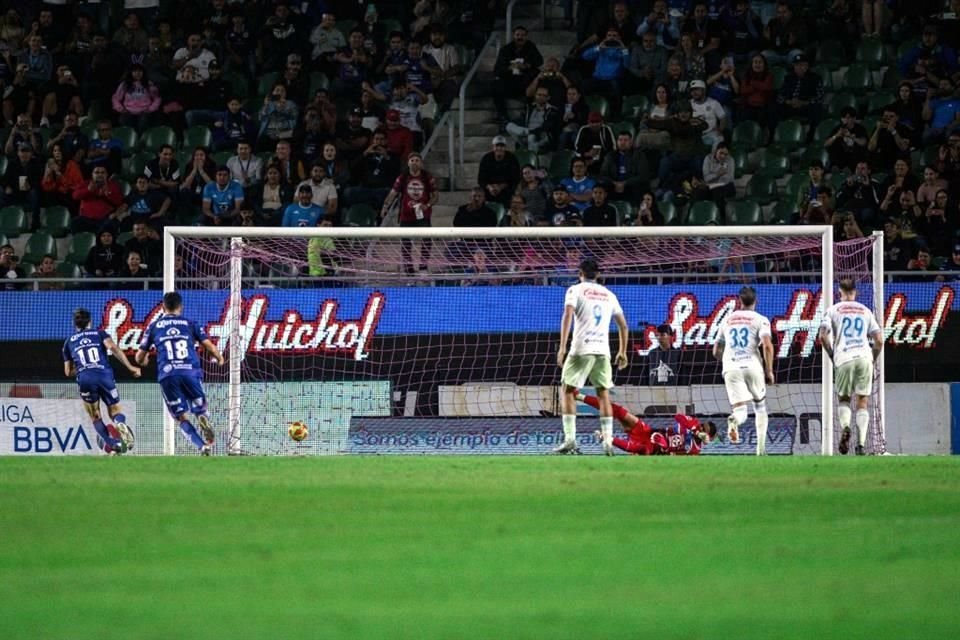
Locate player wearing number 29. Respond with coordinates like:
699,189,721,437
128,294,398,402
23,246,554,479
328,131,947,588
135,292,224,456
819,278,883,455
62,308,141,454
713,286,775,455
555,259,629,456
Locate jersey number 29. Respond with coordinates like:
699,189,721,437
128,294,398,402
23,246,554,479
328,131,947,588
840,317,864,338
164,339,190,361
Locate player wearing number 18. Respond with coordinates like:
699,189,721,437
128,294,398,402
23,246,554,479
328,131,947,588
819,278,883,455
62,308,141,454
135,292,225,456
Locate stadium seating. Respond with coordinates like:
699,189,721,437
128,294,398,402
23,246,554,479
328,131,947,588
855,39,888,70
548,150,575,181
65,232,96,265
754,148,790,179
659,200,678,225
610,121,635,138
622,95,649,121
726,200,762,226
585,95,609,119
140,126,177,153
772,120,805,151
182,126,213,151
22,232,56,264
513,148,539,168
0,206,27,237
487,202,506,224
342,204,378,227
686,201,719,225
731,121,763,151
746,175,778,204
612,200,632,224
111,126,138,155
769,200,796,225
39,207,71,238
842,64,874,95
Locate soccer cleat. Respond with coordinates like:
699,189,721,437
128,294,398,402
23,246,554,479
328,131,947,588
855,444,865,456
200,444,212,456
552,439,579,454
726,415,740,444
113,421,135,451
595,430,614,456
838,427,851,455
196,414,215,444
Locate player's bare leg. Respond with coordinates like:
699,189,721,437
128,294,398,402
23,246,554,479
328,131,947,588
727,402,748,444
553,384,580,454
107,405,135,451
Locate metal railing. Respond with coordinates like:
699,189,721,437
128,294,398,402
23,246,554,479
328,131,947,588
459,32,501,168
419,108,456,191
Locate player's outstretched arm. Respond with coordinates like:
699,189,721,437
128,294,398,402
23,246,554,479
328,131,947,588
712,336,724,360
201,338,225,365
134,348,150,366
105,337,141,378
869,328,883,360
557,305,574,367
761,335,775,384
613,312,629,370
818,327,834,361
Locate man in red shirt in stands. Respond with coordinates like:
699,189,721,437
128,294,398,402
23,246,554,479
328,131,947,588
71,165,124,234
383,109,414,164
381,152,438,273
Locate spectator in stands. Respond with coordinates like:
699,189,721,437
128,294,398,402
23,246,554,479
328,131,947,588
376,31,408,94
84,228,124,280
906,246,937,281
399,40,439,100
179,146,216,213
825,107,869,172
505,86,560,153
492,26,543,123
423,25,463,113
297,164,339,220
281,184,325,228
883,216,913,270
111,63,161,131
261,3,306,76
345,130,399,209
454,187,498,227
370,79,427,148
335,107,373,168
40,65,84,129
776,54,823,133
272,140,307,186
558,85,589,151
295,106,331,167
333,29,374,102
4,114,40,156
516,164,552,221
2,142,42,229
936,131,960,185
581,27,630,118
478,136,522,207
201,166,244,226
646,102,707,197
736,53,774,131
838,161,883,227
634,191,665,226
683,2,722,69
574,111,615,173
936,243,960,281
689,79,725,147
676,33,706,81
224,10,255,79
647,323,679,385
880,158,921,214
186,59,231,129
19,34,52,89
917,165,950,207
600,130,649,202
258,83,298,151
172,33,217,80
500,194,534,227
0,244,26,290
582,184,618,226
274,54,309,117
637,1,680,51
113,12,148,55
318,142,351,189
358,89,385,133
869,106,913,171
381,152,438,273
85,120,122,178
125,220,163,273
718,0,763,63
798,185,833,226
795,161,828,220
0,10,24,47
144,144,180,198
34,254,63,291
544,184,580,226
121,175,171,232
383,109,414,165
890,82,924,146
627,31,668,95
411,0,450,40
72,165,124,234
662,55,689,101
560,157,596,212
251,164,293,226
526,57,572,110
898,24,958,79
117,248,150,285
919,190,953,257
922,78,960,145
761,1,807,67
46,112,88,164
40,142,84,211
310,12,346,73
226,141,263,188
143,34,173,89
2,65,35,129
693,141,735,215
706,55,739,123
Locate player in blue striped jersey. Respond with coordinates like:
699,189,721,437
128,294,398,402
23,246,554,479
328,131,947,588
136,292,224,455
62,308,141,454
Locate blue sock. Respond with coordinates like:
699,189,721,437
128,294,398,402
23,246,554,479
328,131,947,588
113,412,127,425
180,420,205,449
92,418,121,448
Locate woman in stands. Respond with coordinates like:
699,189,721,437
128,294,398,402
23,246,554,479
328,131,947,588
737,53,774,136
40,142,84,212
111,63,162,132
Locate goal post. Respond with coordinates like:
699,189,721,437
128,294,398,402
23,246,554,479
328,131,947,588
161,224,885,456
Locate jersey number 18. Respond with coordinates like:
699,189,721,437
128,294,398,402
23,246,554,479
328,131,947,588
164,339,190,361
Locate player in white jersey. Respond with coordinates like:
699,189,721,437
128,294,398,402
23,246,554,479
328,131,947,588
555,259,629,456
712,286,775,455
819,278,883,455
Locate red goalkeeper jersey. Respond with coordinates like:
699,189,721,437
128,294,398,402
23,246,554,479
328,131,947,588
662,414,705,455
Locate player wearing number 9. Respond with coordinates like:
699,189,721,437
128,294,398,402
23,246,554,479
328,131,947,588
62,308,141,454
135,292,225,456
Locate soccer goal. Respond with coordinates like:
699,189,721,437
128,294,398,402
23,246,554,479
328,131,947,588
162,225,884,456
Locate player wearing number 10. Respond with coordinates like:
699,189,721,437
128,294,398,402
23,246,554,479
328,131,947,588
713,286,775,455
135,292,224,456
819,278,883,455
62,308,141,454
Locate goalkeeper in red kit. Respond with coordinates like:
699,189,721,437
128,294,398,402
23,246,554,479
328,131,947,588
577,392,717,455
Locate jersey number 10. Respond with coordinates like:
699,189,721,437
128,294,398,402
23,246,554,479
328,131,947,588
75,347,100,367
163,339,190,361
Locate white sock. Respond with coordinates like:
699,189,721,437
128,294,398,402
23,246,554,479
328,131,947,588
732,405,748,426
600,417,613,443
562,414,576,443
753,400,768,455
856,409,870,448
837,405,852,431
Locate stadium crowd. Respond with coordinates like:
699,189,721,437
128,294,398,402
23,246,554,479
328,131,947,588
1,0,960,288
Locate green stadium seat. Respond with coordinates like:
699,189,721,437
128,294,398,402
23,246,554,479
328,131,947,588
865,90,895,114
379,19,403,38
0,155,7,176
0,232,7,247
896,39,920,61
772,67,787,92
622,95,649,121
57,260,82,282
487,202,506,224
754,148,790,179
686,201,719,226
813,120,839,144
454,44,474,70
612,200,633,225
513,148,539,168
257,71,280,98
110,126,138,156
817,40,847,70
182,125,212,151
585,94,609,119
827,92,858,115
22,231,56,264
610,121,635,138
309,71,329,95
726,200,762,225
660,200,678,225
140,126,177,153
39,206,71,238
115,178,132,197
746,175,777,204
66,232,96,265
732,148,751,179
19,262,35,277
772,120,805,150
769,200,796,224
855,39,887,70
0,206,27,237
842,64,873,95
548,150,575,180
116,231,134,246
222,70,249,98
800,146,829,169
343,204,378,227
731,121,763,151
213,151,232,166
786,173,811,201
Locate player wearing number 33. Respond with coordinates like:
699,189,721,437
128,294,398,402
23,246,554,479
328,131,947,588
62,308,141,454
712,286,775,455
818,278,883,455
555,259,629,456
135,292,225,456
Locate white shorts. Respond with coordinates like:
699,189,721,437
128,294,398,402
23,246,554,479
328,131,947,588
723,363,766,406
835,357,873,398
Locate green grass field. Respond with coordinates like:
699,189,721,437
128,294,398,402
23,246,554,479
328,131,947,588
1,456,959,640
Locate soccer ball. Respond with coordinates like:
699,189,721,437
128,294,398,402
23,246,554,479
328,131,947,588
287,421,309,442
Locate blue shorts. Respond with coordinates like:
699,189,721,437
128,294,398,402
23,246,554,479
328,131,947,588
77,373,120,407
159,375,207,419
